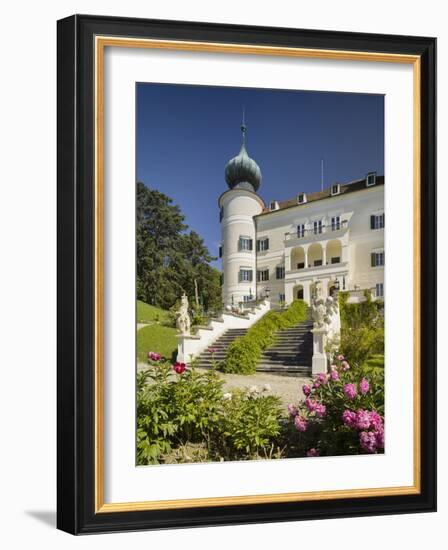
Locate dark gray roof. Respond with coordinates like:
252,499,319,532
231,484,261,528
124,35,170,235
258,175,384,216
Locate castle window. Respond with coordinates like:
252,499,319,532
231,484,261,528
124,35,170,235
279,293,285,303
238,236,253,251
297,262,305,270
331,256,341,264
219,245,223,258
331,216,341,231
257,269,269,282
297,224,305,238
376,283,384,298
371,249,385,267
243,295,252,303
370,212,385,230
313,220,323,235
297,193,307,204
366,172,377,187
314,259,323,267
276,266,285,279
239,268,253,282
269,201,279,211
256,237,269,252
331,184,340,196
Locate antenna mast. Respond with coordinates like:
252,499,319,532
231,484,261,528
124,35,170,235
321,159,324,192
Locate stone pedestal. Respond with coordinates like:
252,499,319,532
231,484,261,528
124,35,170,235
311,327,328,374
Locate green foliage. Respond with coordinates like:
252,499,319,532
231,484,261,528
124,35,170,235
338,292,384,366
223,300,308,374
136,182,222,313
136,300,170,324
137,361,284,464
137,363,224,465
217,390,283,459
137,323,178,363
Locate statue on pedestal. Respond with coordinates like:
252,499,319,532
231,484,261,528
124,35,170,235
176,293,191,335
311,281,327,329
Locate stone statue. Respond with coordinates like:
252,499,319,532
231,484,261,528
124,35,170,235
176,293,191,335
311,296,327,329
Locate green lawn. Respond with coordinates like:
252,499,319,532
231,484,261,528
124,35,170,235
137,323,178,363
137,300,170,323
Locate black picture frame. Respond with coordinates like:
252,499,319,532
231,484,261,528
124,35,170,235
57,14,436,535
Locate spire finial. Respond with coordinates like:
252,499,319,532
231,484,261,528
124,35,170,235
241,106,247,146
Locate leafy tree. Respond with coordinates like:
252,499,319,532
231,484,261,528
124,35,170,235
136,182,222,313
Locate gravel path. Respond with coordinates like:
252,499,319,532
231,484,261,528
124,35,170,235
137,362,310,409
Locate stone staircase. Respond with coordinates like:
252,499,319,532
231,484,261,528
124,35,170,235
257,317,313,375
193,328,248,368
194,313,313,375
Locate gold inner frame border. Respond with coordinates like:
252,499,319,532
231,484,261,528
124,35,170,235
94,36,421,513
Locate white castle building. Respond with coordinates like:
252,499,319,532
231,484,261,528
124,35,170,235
219,124,384,308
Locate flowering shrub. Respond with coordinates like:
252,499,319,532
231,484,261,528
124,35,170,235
137,357,224,464
137,356,284,464
285,355,384,457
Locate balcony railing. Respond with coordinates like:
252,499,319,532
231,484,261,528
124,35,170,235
285,260,348,279
285,219,348,242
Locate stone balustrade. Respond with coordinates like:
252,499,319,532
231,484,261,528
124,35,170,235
176,300,271,363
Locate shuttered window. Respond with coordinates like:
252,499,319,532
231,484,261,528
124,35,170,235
371,251,385,267
238,236,253,251
256,238,269,252
239,268,253,282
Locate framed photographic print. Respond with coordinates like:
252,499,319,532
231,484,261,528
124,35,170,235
57,14,436,534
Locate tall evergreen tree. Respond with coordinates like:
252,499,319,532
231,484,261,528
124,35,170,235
136,182,222,312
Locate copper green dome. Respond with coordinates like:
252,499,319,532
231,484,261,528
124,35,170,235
225,124,262,192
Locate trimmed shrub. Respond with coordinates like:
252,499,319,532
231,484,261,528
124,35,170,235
223,300,308,374
338,292,384,367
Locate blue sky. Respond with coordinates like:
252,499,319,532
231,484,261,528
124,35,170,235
136,83,384,266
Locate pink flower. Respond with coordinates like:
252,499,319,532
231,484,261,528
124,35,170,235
375,427,385,449
147,351,161,361
355,409,371,430
294,415,308,432
342,409,357,427
305,398,317,412
302,384,311,397
330,368,339,381
208,347,217,354
341,360,350,371
359,378,370,395
369,411,383,431
344,383,357,400
307,448,320,457
173,362,186,374
315,403,327,417
316,373,328,385
287,404,298,418
336,354,345,361
359,431,378,453
331,364,338,371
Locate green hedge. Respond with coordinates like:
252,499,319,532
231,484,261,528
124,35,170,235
223,300,308,375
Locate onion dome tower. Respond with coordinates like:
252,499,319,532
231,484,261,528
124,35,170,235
219,120,264,307
224,123,262,192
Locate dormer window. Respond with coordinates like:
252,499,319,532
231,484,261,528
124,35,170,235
366,172,377,187
269,200,279,211
331,184,340,196
297,193,307,204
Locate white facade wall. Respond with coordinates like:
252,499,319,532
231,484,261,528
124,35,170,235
221,183,384,306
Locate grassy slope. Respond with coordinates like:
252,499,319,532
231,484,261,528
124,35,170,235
137,324,178,363
136,301,177,362
137,300,170,323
